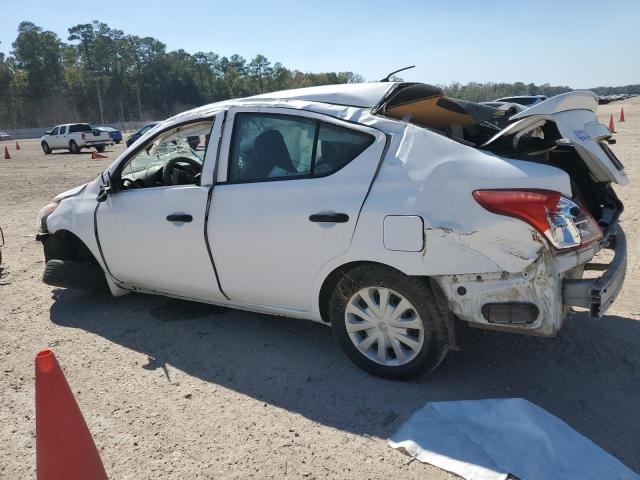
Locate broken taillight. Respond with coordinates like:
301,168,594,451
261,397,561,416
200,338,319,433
472,189,603,250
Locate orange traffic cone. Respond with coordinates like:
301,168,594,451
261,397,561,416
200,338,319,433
35,350,108,480
620,107,625,122
4,146,10,159
16,141,21,150
91,151,107,159
608,114,615,133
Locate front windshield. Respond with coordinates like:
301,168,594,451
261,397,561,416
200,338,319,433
122,121,210,175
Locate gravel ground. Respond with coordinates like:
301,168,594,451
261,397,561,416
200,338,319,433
1,100,639,479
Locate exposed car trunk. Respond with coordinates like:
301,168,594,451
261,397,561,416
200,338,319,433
375,86,627,232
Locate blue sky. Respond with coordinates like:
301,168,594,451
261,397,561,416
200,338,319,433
1,0,638,88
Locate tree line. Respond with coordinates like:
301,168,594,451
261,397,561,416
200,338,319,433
1,20,638,129
0,21,364,128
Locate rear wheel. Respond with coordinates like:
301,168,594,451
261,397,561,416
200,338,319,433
41,141,52,154
329,265,447,379
69,140,80,154
96,144,105,153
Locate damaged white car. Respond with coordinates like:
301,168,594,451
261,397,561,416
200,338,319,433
37,83,628,378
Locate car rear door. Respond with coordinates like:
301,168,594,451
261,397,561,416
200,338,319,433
208,106,386,311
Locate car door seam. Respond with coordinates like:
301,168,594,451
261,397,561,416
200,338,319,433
204,110,230,300
93,201,125,285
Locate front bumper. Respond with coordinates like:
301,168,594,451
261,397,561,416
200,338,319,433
563,227,627,319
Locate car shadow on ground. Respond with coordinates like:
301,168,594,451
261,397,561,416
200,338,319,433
50,289,640,470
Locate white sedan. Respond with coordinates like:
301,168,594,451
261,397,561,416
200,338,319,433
37,83,628,378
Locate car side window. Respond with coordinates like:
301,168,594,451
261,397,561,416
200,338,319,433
51,127,59,136
118,120,213,190
229,114,315,182
228,113,374,183
59,126,66,134
314,123,374,176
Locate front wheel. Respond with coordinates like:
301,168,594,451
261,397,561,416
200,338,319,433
41,141,52,154
329,265,447,379
96,145,105,153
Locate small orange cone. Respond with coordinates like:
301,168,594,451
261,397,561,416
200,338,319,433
91,151,107,159
608,114,615,133
35,350,108,480
4,146,10,159
620,107,625,122
16,141,21,150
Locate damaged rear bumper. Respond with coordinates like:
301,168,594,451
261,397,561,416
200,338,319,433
563,227,627,319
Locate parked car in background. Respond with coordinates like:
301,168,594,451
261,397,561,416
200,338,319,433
480,101,526,125
126,123,159,147
36,83,627,379
494,95,548,107
96,126,123,144
40,123,113,154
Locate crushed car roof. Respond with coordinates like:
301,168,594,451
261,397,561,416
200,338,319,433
249,82,397,108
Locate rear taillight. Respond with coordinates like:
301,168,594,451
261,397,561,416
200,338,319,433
81,133,86,140
473,189,603,250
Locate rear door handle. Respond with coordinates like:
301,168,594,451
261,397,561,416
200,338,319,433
309,213,349,223
166,213,193,223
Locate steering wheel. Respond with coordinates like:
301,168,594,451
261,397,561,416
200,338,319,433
162,156,202,186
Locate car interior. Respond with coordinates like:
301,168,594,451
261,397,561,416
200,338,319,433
118,121,212,190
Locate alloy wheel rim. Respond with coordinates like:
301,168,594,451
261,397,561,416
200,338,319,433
345,286,424,367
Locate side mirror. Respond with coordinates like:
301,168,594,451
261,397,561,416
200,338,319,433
96,184,111,202
45,130,51,135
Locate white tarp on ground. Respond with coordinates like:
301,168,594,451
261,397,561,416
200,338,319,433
388,398,639,480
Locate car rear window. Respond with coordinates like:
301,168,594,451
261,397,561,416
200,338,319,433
69,124,92,133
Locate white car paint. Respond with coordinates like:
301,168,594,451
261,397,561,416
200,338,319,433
38,83,627,339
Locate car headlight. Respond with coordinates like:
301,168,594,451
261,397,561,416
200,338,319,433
37,202,59,232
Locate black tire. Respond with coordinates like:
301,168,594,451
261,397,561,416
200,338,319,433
329,264,447,379
43,259,108,293
96,144,106,153
41,141,52,154
69,140,80,154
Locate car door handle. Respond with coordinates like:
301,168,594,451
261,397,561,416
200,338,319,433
309,213,349,223
166,213,193,223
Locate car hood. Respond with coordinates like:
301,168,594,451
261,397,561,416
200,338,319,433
54,183,87,201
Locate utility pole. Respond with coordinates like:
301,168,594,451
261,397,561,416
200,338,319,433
88,71,106,125
96,77,105,126
135,81,143,121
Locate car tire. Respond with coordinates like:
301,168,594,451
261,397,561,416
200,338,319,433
69,140,80,154
43,259,108,293
96,145,106,153
329,264,447,379
41,141,52,154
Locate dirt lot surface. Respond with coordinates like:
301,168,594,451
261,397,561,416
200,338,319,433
1,101,639,479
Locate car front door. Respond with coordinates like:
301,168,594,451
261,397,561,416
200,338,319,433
95,116,225,301
57,125,67,149
48,126,60,148
209,107,386,311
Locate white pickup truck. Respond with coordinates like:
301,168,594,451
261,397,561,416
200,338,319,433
41,123,113,154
